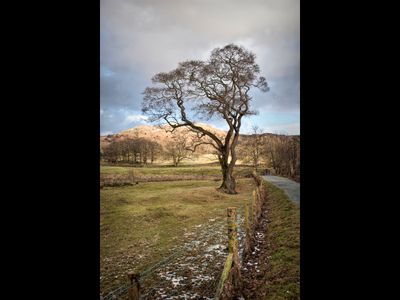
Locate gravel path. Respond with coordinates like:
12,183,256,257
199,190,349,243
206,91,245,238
262,175,300,204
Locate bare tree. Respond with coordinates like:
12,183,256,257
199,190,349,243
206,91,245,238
238,125,265,171
142,44,269,194
165,131,192,167
137,138,162,165
103,141,119,163
148,140,162,164
264,134,300,180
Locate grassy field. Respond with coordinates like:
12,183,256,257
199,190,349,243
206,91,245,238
100,164,254,177
100,164,221,175
100,164,256,187
263,181,300,299
99,163,299,299
100,178,256,294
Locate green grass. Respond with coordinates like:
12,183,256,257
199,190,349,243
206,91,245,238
262,181,300,299
100,165,222,175
100,178,255,294
100,164,254,178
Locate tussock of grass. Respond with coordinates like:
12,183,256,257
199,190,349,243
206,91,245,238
263,181,300,299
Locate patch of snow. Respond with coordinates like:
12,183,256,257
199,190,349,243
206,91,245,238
206,244,224,252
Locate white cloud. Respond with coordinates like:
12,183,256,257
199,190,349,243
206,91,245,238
263,122,300,135
124,114,148,124
100,109,104,116
100,130,113,136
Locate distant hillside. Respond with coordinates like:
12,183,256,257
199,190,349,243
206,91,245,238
100,124,299,149
100,124,227,153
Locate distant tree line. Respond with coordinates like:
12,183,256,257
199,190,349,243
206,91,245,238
101,129,300,180
101,138,162,164
100,131,195,167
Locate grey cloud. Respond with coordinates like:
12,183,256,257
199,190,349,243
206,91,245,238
100,62,151,111
101,0,299,133
101,0,299,72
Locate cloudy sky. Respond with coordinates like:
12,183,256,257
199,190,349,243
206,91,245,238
100,0,299,135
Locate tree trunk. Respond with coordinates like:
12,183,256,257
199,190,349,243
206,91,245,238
143,153,147,164
219,157,237,194
218,130,240,195
219,167,237,194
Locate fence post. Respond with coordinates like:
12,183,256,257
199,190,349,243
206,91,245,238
127,272,140,300
215,207,242,299
227,207,238,254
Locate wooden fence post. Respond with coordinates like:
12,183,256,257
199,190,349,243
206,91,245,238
215,207,242,299
127,272,140,300
227,207,238,254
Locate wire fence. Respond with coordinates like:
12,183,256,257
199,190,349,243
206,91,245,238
101,207,246,300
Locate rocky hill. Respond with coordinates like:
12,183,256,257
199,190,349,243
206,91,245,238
100,123,299,153
100,124,227,152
